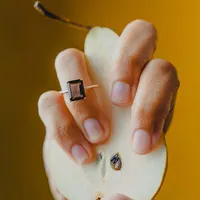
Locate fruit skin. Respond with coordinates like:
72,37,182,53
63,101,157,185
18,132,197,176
43,27,168,200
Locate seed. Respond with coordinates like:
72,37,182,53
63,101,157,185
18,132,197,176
110,153,122,171
98,152,103,161
96,192,103,200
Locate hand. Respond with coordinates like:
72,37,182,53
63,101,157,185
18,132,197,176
102,194,132,200
38,20,179,199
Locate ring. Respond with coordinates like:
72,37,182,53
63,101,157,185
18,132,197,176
59,79,98,101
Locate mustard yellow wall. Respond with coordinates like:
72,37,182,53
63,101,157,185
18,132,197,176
1,0,199,199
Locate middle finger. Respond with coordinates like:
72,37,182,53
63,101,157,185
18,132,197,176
110,20,157,106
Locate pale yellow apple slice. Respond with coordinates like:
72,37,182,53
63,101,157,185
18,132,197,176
43,27,167,200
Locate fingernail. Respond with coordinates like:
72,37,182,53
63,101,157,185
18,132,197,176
111,81,130,104
132,130,151,154
84,118,103,142
71,144,88,164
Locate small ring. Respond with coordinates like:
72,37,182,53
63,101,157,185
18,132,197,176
59,79,98,101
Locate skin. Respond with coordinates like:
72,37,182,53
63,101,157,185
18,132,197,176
38,20,180,200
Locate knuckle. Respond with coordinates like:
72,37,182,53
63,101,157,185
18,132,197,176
127,19,157,40
134,101,166,122
151,59,179,84
38,91,60,111
133,106,154,126
54,122,70,142
55,48,83,71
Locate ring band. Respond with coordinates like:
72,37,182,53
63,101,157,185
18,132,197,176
59,85,98,94
59,79,98,101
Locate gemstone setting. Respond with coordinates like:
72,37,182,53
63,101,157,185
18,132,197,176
67,79,86,101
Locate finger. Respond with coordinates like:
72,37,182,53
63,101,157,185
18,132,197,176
131,59,179,154
55,48,110,144
163,90,178,133
38,91,93,164
110,20,157,106
102,194,132,200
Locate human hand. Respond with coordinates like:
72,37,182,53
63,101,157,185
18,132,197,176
102,194,132,200
38,20,179,199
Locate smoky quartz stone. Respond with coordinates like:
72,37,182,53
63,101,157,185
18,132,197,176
67,79,86,101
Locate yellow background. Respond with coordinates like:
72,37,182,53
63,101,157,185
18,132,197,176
1,0,199,199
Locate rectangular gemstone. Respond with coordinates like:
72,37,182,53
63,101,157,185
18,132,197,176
67,79,86,101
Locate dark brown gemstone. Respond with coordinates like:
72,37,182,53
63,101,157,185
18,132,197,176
67,79,86,101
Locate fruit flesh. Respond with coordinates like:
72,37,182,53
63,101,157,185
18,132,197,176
43,27,167,200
